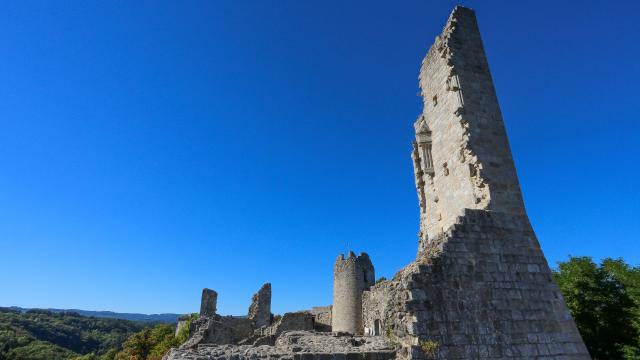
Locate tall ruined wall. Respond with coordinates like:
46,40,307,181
200,288,218,317
412,6,525,254
248,283,272,328
332,251,375,334
363,6,590,359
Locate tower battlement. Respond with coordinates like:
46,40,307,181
334,251,373,272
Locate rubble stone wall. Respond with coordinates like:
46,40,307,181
248,283,272,328
309,306,332,332
365,210,590,359
182,315,253,349
362,280,402,337
200,288,218,317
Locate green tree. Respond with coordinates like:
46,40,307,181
554,256,640,359
0,308,145,360
4,340,77,360
114,315,195,360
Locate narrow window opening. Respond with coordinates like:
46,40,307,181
374,319,382,336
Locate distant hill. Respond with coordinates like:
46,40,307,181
6,306,181,323
0,307,148,359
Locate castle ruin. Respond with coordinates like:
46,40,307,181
332,251,375,334
167,6,590,360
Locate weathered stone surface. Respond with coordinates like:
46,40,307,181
181,315,253,349
364,210,590,359
260,312,315,337
333,252,374,334
362,6,590,359
248,283,272,328
167,331,396,360
200,288,217,317
309,306,332,332
276,312,314,334
412,5,526,252
175,314,191,337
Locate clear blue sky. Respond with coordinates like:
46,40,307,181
1,0,638,316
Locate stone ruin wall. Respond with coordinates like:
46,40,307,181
261,312,315,337
364,6,590,359
248,283,272,328
332,251,375,334
200,288,218,317
412,6,525,254
362,277,403,338
309,306,332,332
364,210,589,359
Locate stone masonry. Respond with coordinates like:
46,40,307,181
248,283,272,328
200,288,217,317
412,5,526,254
363,6,590,359
332,251,375,334
309,306,332,332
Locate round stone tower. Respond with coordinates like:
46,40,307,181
332,251,375,334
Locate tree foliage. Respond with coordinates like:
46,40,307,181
553,256,640,359
0,308,144,360
0,307,193,360
113,314,196,360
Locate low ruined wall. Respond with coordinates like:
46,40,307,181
309,306,332,332
267,312,314,336
183,315,253,348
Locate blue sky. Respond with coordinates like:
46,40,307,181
1,0,638,315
